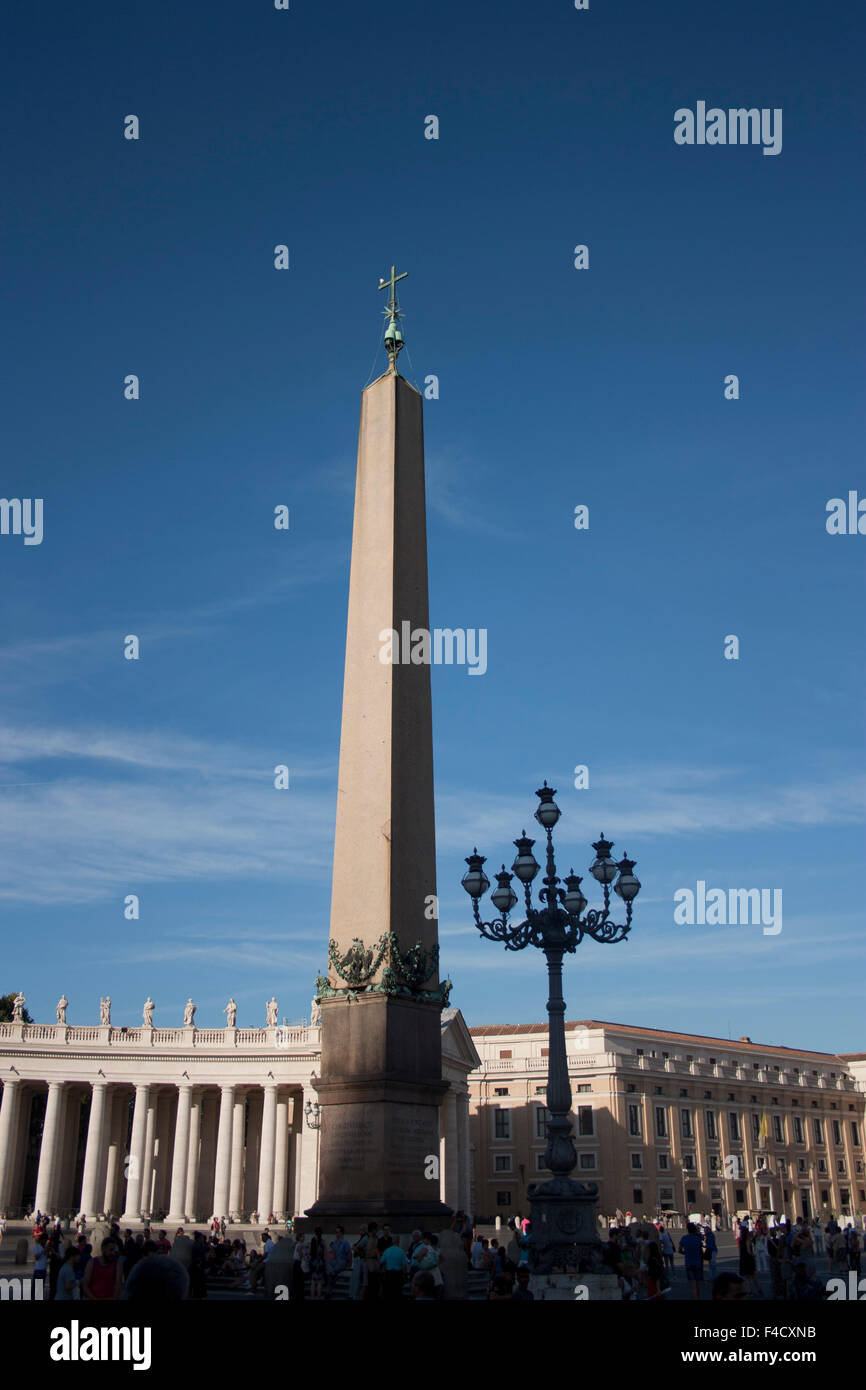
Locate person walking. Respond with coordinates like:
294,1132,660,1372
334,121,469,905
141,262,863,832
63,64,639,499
660,1227,675,1271
326,1225,351,1297
379,1237,409,1300
703,1226,718,1280
53,1246,80,1300
678,1224,704,1301
739,1226,761,1296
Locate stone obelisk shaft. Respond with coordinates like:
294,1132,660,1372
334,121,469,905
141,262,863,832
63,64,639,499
307,370,450,1229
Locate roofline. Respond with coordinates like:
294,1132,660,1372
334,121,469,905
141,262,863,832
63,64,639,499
466,1018,849,1062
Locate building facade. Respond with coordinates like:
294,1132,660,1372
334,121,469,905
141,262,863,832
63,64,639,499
0,1009,478,1222
468,1020,866,1225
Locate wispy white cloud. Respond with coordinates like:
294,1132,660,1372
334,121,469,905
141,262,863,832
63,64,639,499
0,723,337,903
434,766,866,851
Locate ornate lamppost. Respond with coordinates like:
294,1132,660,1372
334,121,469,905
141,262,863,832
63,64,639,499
461,781,640,1273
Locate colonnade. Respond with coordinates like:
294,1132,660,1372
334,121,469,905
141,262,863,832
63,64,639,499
0,1078,312,1222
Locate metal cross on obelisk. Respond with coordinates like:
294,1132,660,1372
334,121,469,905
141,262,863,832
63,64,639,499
378,265,407,373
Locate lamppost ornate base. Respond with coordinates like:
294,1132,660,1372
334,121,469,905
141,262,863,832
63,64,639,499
527,1176,604,1275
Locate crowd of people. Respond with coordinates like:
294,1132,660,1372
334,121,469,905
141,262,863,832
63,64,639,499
601,1211,862,1303
286,1214,535,1300
26,1212,240,1300
19,1206,862,1302
21,1209,535,1301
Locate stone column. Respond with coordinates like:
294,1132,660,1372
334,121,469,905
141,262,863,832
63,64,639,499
102,1090,121,1217
166,1084,193,1224
211,1085,234,1220
56,1088,82,1213
443,1087,460,1211
78,1082,108,1219
256,1084,278,1220
457,1091,471,1214
244,1090,263,1215
152,1091,174,1216
121,1083,150,1222
141,1093,158,1216
197,1090,218,1218
295,1087,320,1216
272,1092,290,1221
185,1090,202,1221
0,1079,22,1213
228,1090,247,1219
34,1082,64,1214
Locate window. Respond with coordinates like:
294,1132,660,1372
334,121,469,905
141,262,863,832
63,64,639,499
494,1155,512,1172
498,1050,512,1059
778,1160,787,1176
494,1109,511,1140
820,1189,829,1203
658,1186,675,1209
494,1087,509,1096
577,1084,591,1094
773,1116,784,1143
683,1153,696,1171
705,1110,717,1140
729,1112,740,1142
535,1153,549,1171
837,1160,846,1174
579,1153,596,1170
630,1153,643,1170
658,1153,669,1170
833,1120,842,1145
798,1158,807,1173
794,1117,804,1143
655,1107,668,1138
686,1188,697,1204
818,1159,827,1174
577,1106,594,1137
627,1084,636,1093
535,1107,548,1140
535,1085,546,1095
840,1189,850,1208
679,1088,688,1098
653,1086,663,1095
704,1090,712,1100
633,1187,644,1204
496,1191,511,1206
628,1104,641,1138
853,1122,861,1147
735,1188,746,1204
751,1113,761,1141
813,1118,824,1145
681,1109,692,1138
709,1154,720,1173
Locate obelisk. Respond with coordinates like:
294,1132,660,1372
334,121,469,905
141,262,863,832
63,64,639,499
306,269,451,1231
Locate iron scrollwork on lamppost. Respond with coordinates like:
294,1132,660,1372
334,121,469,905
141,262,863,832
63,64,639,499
461,781,641,1275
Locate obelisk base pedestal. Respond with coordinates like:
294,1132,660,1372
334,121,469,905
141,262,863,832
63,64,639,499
303,994,452,1235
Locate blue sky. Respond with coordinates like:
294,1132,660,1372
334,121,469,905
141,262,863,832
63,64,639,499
2,0,863,1051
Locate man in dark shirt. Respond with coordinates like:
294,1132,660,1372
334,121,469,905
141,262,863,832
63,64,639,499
678,1223,704,1300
